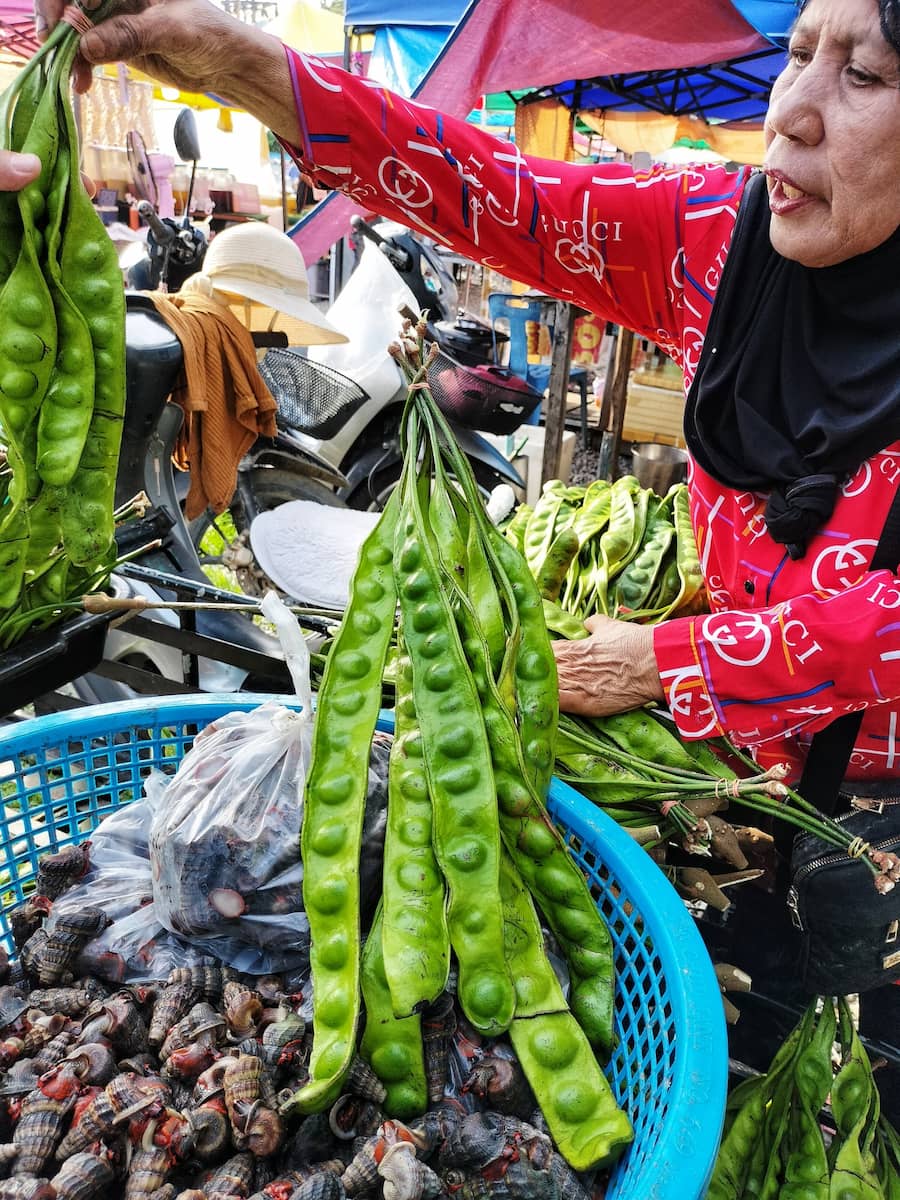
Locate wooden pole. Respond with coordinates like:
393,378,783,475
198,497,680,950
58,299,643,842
540,301,575,486
597,326,635,482
279,146,289,231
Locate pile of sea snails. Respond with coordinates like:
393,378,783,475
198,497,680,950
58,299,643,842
0,844,604,1199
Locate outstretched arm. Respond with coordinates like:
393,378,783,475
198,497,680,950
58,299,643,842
38,0,302,142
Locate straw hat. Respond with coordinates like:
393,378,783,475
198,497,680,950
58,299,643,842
187,221,348,346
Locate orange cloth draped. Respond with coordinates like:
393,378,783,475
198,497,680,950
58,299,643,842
149,293,277,519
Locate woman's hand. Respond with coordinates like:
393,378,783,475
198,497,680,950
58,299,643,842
34,0,300,142
552,614,664,717
0,150,40,189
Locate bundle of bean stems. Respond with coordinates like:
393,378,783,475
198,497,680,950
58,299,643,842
708,995,900,1198
557,710,900,889
284,329,634,1171
0,1,126,650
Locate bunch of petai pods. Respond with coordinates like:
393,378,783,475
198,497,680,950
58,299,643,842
503,474,704,640
291,333,633,1173
708,996,900,1198
0,6,126,649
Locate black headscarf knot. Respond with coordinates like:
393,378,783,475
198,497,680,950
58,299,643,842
684,170,900,558
764,473,840,560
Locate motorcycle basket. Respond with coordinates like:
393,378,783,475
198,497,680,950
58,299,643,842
426,350,542,436
259,348,367,439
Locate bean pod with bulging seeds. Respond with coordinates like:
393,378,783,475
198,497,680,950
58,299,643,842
0,55,63,460
416,401,613,1052
35,43,96,490
658,483,704,619
381,630,450,1018
55,44,125,566
613,510,675,616
0,9,125,635
498,851,633,1171
395,411,515,1039
436,546,614,1053
290,490,401,1117
502,501,532,555
523,487,567,577
534,526,580,603
360,901,428,1121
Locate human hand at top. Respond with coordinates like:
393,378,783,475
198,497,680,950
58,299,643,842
0,150,40,189
35,0,236,94
33,0,299,141
552,613,664,717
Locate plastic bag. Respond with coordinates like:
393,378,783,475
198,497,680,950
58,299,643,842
148,701,311,969
49,789,205,983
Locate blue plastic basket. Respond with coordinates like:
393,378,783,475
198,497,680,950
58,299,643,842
0,695,726,1200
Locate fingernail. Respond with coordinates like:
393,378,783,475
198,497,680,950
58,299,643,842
11,153,40,179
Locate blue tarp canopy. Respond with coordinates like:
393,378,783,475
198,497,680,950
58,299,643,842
344,0,466,26
516,46,785,122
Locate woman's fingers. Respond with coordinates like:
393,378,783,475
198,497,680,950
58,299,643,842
0,150,40,190
552,614,663,716
33,0,66,38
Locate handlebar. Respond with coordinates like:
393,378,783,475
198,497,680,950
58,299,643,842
137,200,177,247
350,214,412,273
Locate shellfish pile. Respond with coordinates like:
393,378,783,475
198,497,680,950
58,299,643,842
0,845,607,1200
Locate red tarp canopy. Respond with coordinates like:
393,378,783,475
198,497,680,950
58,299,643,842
416,0,768,115
0,0,39,58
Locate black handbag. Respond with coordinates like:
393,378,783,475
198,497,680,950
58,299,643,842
788,792,900,994
787,487,900,995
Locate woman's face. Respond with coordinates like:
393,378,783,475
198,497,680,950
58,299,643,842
763,0,900,266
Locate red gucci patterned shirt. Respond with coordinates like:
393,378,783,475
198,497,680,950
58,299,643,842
284,48,900,783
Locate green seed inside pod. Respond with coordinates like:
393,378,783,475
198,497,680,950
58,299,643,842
312,874,349,914
552,1079,596,1122
318,932,349,970
529,1023,578,1068
317,988,350,1028
310,820,347,857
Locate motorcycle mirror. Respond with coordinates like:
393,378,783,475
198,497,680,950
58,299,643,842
173,107,202,229
173,108,202,165
125,129,158,208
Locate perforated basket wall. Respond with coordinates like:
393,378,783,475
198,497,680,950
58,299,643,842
0,695,726,1200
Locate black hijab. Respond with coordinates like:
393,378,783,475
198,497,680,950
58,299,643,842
683,170,900,559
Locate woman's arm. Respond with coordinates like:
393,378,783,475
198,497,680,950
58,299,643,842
38,0,746,355
282,46,749,350
653,569,900,748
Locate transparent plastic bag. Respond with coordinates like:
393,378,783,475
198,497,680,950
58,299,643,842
49,789,203,983
148,701,312,970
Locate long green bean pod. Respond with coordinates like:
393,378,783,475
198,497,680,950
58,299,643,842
440,559,615,1053
523,488,566,575
778,1001,834,1200
381,629,450,1017
290,490,400,1116
395,410,514,1038
658,484,704,618
36,40,96,489
499,851,632,1171
56,43,126,566
360,901,429,1121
